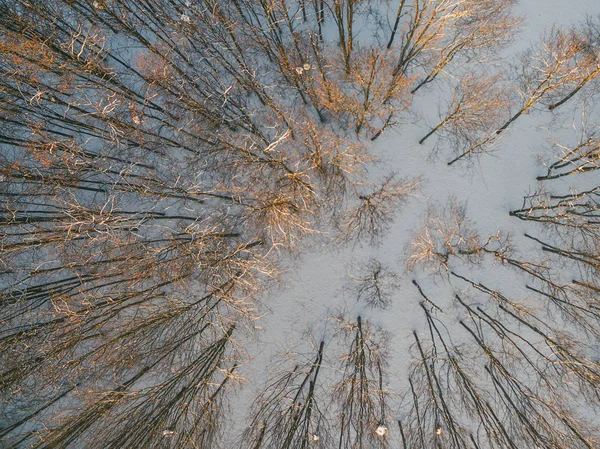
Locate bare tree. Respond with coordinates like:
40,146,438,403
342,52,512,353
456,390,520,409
510,186,600,236
406,199,510,273
418,73,512,165
242,341,330,449
537,119,600,181
403,258,600,449
0,0,429,445
345,258,401,309
7,2,597,449
337,174,420,246
384,0,518,98
497,24,600,134
333,316,392,449
547,15,600,110
408,0,520,94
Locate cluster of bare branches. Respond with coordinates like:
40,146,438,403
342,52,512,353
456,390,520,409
345,258,401,309
498,21,600,134
242,341,329,449
337,174,420,246
420,15,600,164
404,223,600,449
333,316,391,449
537,133,600,181
406,199,510,273
510,186,600,236
420,73,512,165
9,1,600,449
402,276,600,449
241,315,392,449
506,95,600,344
0,0,514,444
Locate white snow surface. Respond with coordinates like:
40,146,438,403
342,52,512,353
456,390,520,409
227,0,600,443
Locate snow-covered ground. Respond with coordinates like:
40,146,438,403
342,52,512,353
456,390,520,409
2,1,599,447
230,0,600,445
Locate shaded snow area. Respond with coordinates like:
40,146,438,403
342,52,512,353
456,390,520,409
1,1,600,448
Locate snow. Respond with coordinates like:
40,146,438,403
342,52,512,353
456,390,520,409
2,0,599,446
228,0,600,445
